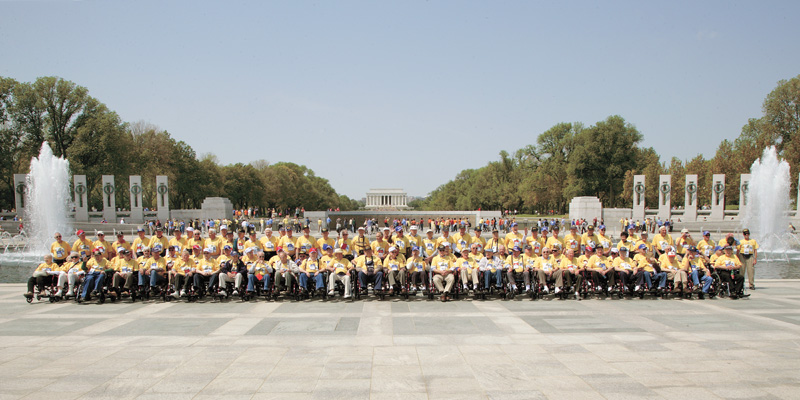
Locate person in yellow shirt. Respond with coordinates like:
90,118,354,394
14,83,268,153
471,227,486,253
406,246,428,292
335,230,355,261
714,245,746,299
169,229,188,253
112,249,139,296
326,249,353,298
545,227,564,252
431,245,456,301
435,229,454,254
72,229,93,259
737,229,759,290
81,249,109,300
371,232,390,261
244,231,264,254
586,246,614,293
596,225,612,256
556,249,582,298
143,249,168,293
634,231,653,255
525,228,545,257
383,247,407,294
651,226,674,256
149,227,169,256
455,247,479,293
352,227,371,257
295,226,316,258
406,226,424,254
316,228,335,255
451,225,472,257
684,246,713,296
25,254,59,298
354,247,382,294
132,228,149,257
580,226,600,255
203,228,225,258
277,229,297,258
186,228,202,252
659,248,688,294
298,248,324,293
562,225,582,255
91,231,113,260
50,232,70,265
627,225,640,243
633,244,664,292
532,247,558,294
194,248,219,294
697,231,715,258
422,229,438,262
260,228,279,260
390,227,411,259
112,232,132,258
611,247,635,294
504,245,530,293
485,229,502,254
504,222,524,250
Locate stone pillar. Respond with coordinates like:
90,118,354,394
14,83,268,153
632,175,645,220
156,175,170,222
129,175,144,223
684,174,698,222
739,174,751,218
13,174,26,215
711,174,726,220
101,175,116,223
73,175,89,222
658,175,671,220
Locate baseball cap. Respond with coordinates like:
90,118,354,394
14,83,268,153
619,247,629,253
137,227,144,232
333,248,343,254
610,248,619,254
97,231,104,236
388,246,397,252
410,225,418,230
681,228,689,234
723,245,733,250
638,244,647,250
512,246,521,252
358,226,365,231
412,246,420,252
76,229,85,236
192,245,201,250
310,248,318,253
667,249,677,256
510,222,518,227
598,225,606,230
703,231,710,236
395,226,402,232
322,244,332,251
587,225,594,230
231,251,239,257
714,246,723,252
743,229,751,235
220,225,228,230
321,228,329,232
223,245,232,250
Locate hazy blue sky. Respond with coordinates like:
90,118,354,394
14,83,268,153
2,1,798,199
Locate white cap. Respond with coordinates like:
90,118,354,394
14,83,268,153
410,225,418,230
97,231,105,236
220,225,228,230
382,227,390,231
681,228,689,233
388,246,397,252
186,227,194,232
358,227,365,231
426,229,433,233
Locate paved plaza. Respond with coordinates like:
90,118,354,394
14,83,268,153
0,281,799,400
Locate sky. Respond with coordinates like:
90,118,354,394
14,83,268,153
2,1,799,200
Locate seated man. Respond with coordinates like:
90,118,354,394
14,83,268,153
25,254,59,298
714,245,746,299
633,244,665,292
218,251,247,296
532,247,557,294
431,245,456,301
272,249,299,293
684,246,713,297
384,246,407,294
171,249,197,298
355,247,383,294
326,249,353,298
82,249,109,301
505,246,530,293
55,252,83,297
406,246,428,292
481,248,503,291
659,247,688,294
298,248,325,293
611,247,635,293
246,251,271,294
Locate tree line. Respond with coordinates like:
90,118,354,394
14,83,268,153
0,76,360,213
416,75,800,213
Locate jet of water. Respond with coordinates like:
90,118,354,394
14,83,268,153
742,146,791,251
24,142,72,254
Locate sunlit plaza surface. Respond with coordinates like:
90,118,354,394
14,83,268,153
1,280,799,400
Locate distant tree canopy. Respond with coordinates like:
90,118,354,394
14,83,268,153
418,75,800,213
0,76,360,212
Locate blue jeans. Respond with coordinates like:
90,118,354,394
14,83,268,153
690,270,713,292
358,270,383,290
82,272,104,298
149,270,165,287
299,272,324,290
484,269,502,288
138,271,146,286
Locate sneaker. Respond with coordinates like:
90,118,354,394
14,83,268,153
54,289,63,297
66,290,74,297
218,289,227,297
180,289,186,296
554,287,561,294
328,290,335,296
512,285,517,291
635,285,641,292
344,294,352,299
574,291,579,299
596,286,602,292
411,286,417,292
232,289,239,296
543,286,550,294
463,284,468,290
172,292,180,299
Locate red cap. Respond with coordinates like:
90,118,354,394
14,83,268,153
192,245,201,250
76,229,85,236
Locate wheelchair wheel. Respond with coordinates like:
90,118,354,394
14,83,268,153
98,292,106,304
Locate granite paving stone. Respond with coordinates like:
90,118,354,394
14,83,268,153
0,280,798,399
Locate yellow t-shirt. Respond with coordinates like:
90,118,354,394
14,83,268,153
558,256,579,272
204,236,224,256
336,238,355,257
169,237,188,252
431,255,456,272
562,233,581,253
112,240,132,254
451,233,472,253
597,234,612,251
612,256,635,271
34,261,58,273
738,239,759,256
533,256,557,272
392,236,410,254
132,236,149,254
651,234,674,252
714,254,742,269
371,240,389,258
50,241,70,261
504,232,524,250
72,238,93,258
93,240,112,257
457,257,478,273
697,239,715,257
144,256,167,272
295,235,316,253
589,255,611,271
278,236,297,253
406,256,427,273
316,237,336,252
525,236,546,256
675,236,695,255
351,235,371,254
117,258,139,273
260,236,278,252
485,237,502,253
330,258,352,274
581,233,600,250
383,256,404,272
658,254,682,271
148,236,169,252
245,239,264,252
86,257,108,273
198,257,219,273
577,254,593,269
545,236,563,251
633,253,654,272
505,254,525,273
300,259,321,273
422,238,438,255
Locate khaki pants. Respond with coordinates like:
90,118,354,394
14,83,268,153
387,269,407,287
554,269,582,288
219,272,244,288
460,268,480,287
506,269,530,288
433,273,455,293
327,272,351,297
665,270,688,287
740,255,756,287
274,271,295,290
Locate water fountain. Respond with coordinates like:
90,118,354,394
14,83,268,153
741,146,800,263
0,142,72,282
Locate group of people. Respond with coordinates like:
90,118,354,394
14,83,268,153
24,221,759,303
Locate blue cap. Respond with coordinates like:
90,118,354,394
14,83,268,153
512,246,521,252
412,246,420,252
395,226,402,232
322,244,332,251
638,244,647,250
511,222,518,227
223,245,232,250
628,225,636,230
598,225,606,229
714,246,723,252
231,251,239,256
137,227,145,232
703,231,710,236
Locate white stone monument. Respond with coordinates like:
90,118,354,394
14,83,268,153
739,173,751,217
13,174,26,215
658,174,671,220
156,175,169,221
568,196,603,222
129,175,144,223
101,175,116,223
684,174,698,222
711,174,726,220
633,175,645,220
201,197,233,220
73,175,89,222
365,188,409,209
